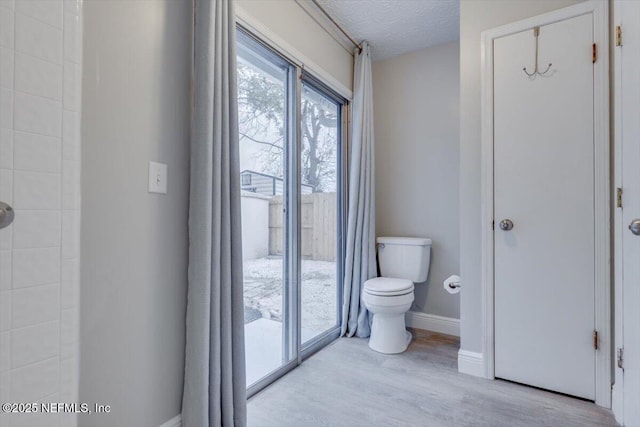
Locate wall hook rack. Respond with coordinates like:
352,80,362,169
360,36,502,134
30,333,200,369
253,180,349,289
523,27,552,77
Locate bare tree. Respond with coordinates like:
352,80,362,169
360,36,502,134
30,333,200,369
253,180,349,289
301,87,338,192
237,62,286,177
237,62,337,192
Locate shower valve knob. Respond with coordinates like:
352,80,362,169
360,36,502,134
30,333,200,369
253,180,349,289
0,201,14,230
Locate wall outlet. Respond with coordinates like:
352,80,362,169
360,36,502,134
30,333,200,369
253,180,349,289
148,161,168,194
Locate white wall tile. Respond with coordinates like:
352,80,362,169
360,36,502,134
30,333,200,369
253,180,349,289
3,0,80,414
0,226,11,250
60,409,78,427
0,371,8,427
63,61,79,111
12,247,60,289
1,0,15,10
60,308,76,359
0,6,14,48
0,290,11,331
11,320,59,368
2,0,32,405
13,170,60,210
62,110,78,161
14,171,61,210
62,0,78,18
0,128,13,169
12,210,61,249
10,356,58,401
62,161,78,210
62,11,79,63
38,392,58,404
61,211,77,259
16,0,63,29
11,283,59,328
0,167,13,203
0,250,11,290
0,371,8,402
59,357,76,401
60,259,77,309
14,92,62,137
15,53,63,100
0,168,12,252
0,88,13,128
15,13,62,64
13,405,60,427
14,131,61,173
0,378,7,427
0,46,13,89
0,331,9,371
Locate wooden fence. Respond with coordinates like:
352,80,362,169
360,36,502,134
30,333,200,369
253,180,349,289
269,193,337,262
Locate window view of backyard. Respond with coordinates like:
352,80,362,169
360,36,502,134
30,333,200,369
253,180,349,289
238,34,341,387
300,83,339,345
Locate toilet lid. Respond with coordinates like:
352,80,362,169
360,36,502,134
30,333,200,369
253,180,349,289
364,277,414,296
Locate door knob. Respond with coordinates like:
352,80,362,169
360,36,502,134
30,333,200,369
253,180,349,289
0,201,14,230
629,219,640,236
499,219,514,231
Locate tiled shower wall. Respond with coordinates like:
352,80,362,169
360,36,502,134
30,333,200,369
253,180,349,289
0,0,82,426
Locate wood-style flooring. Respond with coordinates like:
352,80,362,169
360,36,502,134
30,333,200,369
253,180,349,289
248,329,618,427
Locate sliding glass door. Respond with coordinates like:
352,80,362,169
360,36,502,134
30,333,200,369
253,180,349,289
236,29,345,393
300,82,342,346
236,31,294,389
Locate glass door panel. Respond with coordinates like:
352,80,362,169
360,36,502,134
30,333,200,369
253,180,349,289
237,31,293,387
300,83,341,345
237,27,346,393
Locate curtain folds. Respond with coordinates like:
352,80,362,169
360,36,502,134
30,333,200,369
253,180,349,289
182,0,247,426
341,41,377,338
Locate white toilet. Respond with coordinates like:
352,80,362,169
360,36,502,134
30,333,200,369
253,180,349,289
363,236,431,354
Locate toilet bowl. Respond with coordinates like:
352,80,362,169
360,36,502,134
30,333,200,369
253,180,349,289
363,237,431,354
363,277,415,353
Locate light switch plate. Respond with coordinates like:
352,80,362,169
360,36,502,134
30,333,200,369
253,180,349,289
148,161,168,194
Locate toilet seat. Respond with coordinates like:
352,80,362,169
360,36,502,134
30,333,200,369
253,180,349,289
364,277,414,296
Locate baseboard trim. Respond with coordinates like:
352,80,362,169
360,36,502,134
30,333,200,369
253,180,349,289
159,415,181,427
458,350,485,378
405,311,460,337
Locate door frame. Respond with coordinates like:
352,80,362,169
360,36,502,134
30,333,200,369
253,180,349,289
480,0,611,407
611,0,624,419
236,23,349,398
612,0,640,423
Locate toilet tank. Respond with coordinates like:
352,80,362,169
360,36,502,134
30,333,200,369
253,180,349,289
377,237,431,283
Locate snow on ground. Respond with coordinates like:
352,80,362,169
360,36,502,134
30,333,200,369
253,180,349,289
243,256,338,333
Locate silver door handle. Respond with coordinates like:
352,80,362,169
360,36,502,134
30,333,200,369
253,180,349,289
629,219,640,236
499,219,514,231
0,201,14,230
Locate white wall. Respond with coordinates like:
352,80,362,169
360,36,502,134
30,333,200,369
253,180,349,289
79,1,352,426
373,42,460,320
236,0,353,96
459,0,583,353
80,1,191,426
0,0,82,426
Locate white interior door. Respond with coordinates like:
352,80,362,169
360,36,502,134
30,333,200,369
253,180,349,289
493,14,596,400
619,1,640,424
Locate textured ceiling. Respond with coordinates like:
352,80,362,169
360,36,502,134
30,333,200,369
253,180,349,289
315,0,460,61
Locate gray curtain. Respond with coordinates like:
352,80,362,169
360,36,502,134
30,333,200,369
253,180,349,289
182,0,247,425
341,42,377,338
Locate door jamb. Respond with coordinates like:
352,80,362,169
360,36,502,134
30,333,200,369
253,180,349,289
611,0,624,420
480,0,611,407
